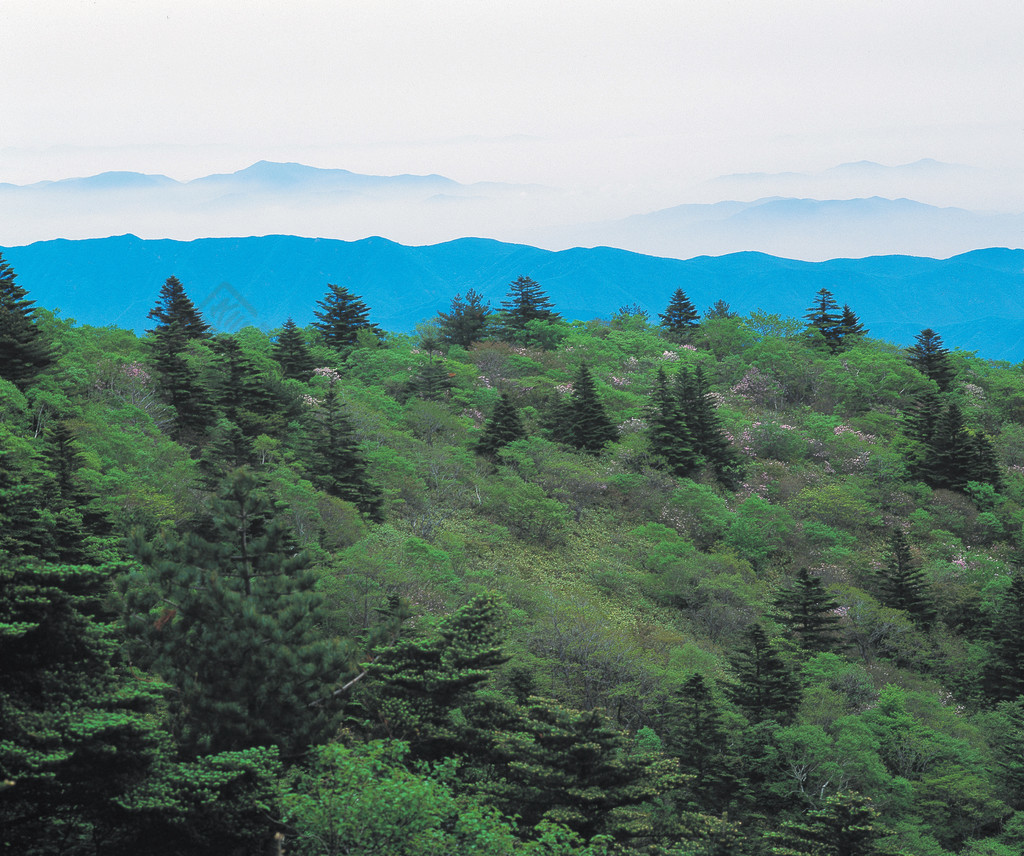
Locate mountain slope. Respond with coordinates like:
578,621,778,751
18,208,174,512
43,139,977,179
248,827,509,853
5,234,1024,360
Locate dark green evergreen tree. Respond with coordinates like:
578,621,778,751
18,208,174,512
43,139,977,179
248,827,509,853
875,529,933,625
659,288,700,339
359,594,508,762
804,288,844,353
145,277,215,444
0,427,58,560
729,623,801,724
837,304,868,346
907,328,955,392
774,567,842,652
550,363,617,454
302,381,383,520
476,391,527,459
0,253,55,389
482,698,681,845
208,335,285,441
675,365,744,486
409,357,453,402
704,299,737,319
496,275,561,345
967,431,1003,491
146,276,211,346
272,318,315,381
984,571,1024,702
647,368,698,476
125,470,354,756
666,673,742,812
764,791,894,856
312,283,380,356
929,402,974,491
438,288,490,347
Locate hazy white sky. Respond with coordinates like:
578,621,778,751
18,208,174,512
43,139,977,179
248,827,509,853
3,0,1023,201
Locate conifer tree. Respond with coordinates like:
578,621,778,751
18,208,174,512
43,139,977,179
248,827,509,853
876,529,933,625
659,288,700,339
360,594,508,761
438,288,490,347
774,567,842,652
837,304,868,346
984,571,1024,702
675,365,743,486
804,288,844,353
312,283,380,356
272,318,315,381
125,470,354,755
208,335,285,441
0,252,55,389
908,328,955,392
497,275,561,345
647,368,698,476
666,673,741,812
302,381,383,520
145,277,215,444
147,276,211,346
928,402,974,491
764,791,893,856
729,623,801,724
551,363,617,454
476,391,527,459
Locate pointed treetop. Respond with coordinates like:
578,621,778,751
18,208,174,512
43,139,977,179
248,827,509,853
146,276,211,340
0,252,56,388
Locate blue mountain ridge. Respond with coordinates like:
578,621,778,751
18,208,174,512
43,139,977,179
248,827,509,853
3,234,1024,361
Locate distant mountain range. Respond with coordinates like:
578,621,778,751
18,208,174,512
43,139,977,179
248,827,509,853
2,160,1022,260
4,233,1024,361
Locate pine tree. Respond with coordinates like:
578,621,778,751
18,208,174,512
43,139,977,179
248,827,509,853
774,568,842,652
929,402,974,491
659,288,700,339
208,334,285,441
438,288,490,347
837,304,868,346
302,381,383,520
647,368,698,476
984,571,1024,702
146,276,211,346
765,791,893,856
729,623,801,724
360,594,508,762
875,529,933,625
145,277,215,444
272,318,315,381
908,328,955,392
676,365,743,486
476,391,527,459
551,363,617,454
312,283,380,356
125,471,354,756
0,252,55,389
497,275,561,345
967,431,1002,491
804,288,844,353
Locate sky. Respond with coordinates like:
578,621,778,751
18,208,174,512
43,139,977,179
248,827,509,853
3,0,1024,210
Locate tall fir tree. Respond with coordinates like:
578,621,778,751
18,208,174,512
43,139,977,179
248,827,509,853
907,328,955,392
764,791,894,856
438,288,490,347
804,288,844,353
984,571,1024,702
774,567,842,652
0,252,55,389
312,283,380,356
647,368,698,476
496,275,561,345
272,318,315,382
550,363,617,454
875,529,933,626
659,288,700,339
675,365,743,486
729,623,802,725
302,381,383,521
837,304,868,346
125,470,354,756
145,277,215,444
476,391,527,459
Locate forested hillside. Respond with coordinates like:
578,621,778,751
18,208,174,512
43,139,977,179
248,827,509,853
6,253,1024,855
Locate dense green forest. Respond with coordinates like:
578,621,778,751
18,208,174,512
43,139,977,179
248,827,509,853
6,252,1024,856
